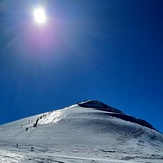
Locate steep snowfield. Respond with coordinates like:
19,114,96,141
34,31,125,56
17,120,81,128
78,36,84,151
0,100,163,162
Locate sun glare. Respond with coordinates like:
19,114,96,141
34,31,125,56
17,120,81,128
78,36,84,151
33,8,46,24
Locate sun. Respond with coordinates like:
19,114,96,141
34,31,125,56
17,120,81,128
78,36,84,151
33,8,46,24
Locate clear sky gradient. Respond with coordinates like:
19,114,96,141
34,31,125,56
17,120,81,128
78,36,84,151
0,0,163,132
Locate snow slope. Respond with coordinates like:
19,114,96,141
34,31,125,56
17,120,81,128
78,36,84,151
0,100,163,162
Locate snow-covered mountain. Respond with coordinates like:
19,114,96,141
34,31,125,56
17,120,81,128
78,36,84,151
0,100,163,163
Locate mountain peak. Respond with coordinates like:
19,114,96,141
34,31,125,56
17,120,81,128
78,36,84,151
77,100,155,131
77,100,124,114
0,100,163,162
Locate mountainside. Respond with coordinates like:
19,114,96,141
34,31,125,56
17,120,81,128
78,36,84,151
0,100,163,163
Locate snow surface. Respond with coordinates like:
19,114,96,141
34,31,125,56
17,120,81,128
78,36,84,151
0,100,163,162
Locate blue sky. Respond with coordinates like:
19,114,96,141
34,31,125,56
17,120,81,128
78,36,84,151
0,0,163,132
